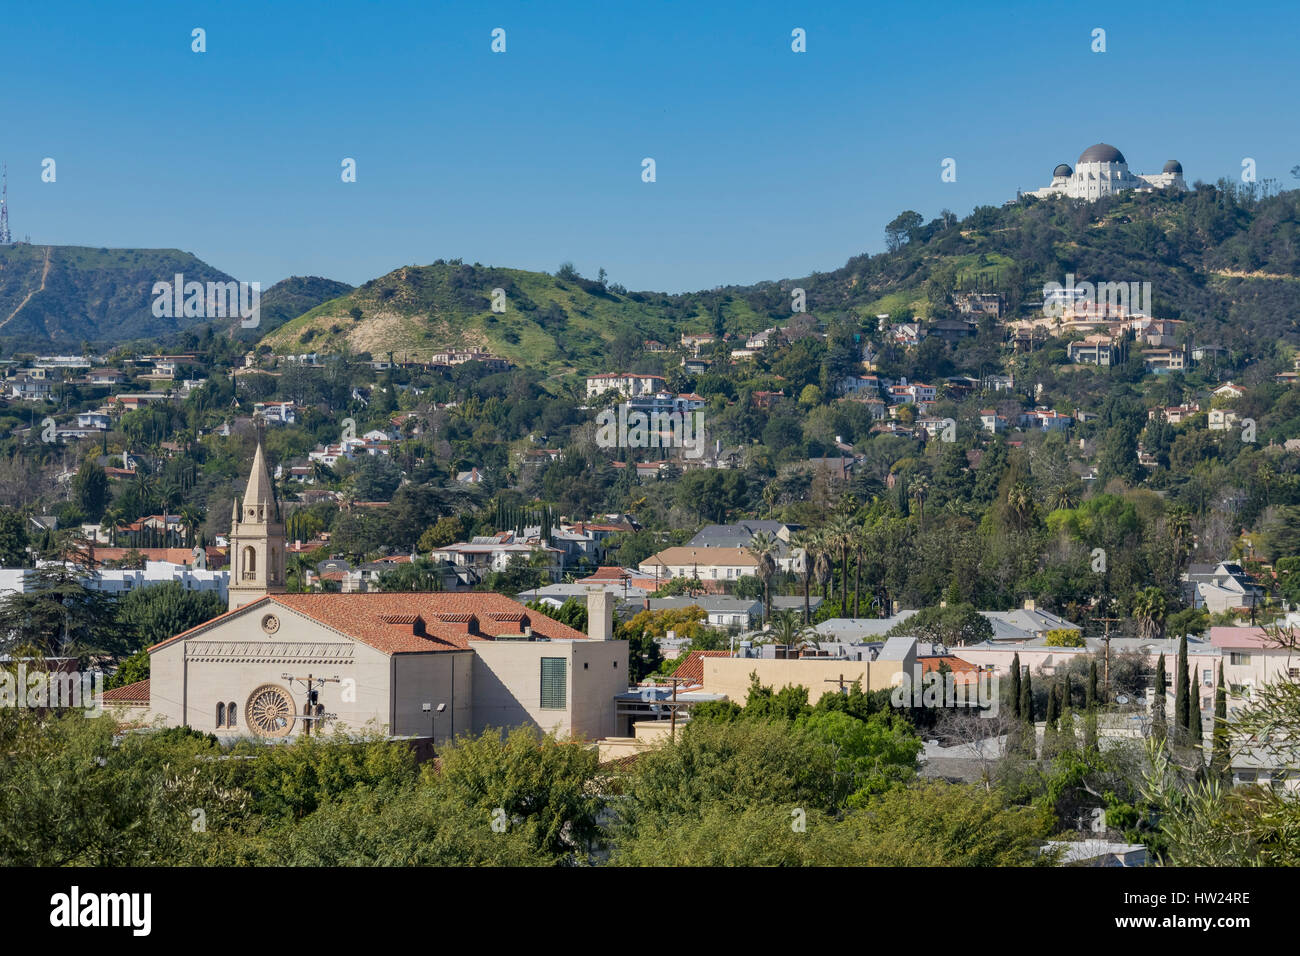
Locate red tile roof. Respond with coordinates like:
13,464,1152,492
103,679,150,703
921,656,981,683
149,592,590,656
583,567,636,581
669,650,733,685
85,546,226,568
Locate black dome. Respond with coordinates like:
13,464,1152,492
1162,160,1183,174
1078,143,1125,165
1053,163,1073,178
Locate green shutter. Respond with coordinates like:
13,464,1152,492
540,657,566,709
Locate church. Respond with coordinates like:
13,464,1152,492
1024,144,1186,201
120,438,628,743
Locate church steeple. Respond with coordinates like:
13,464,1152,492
242,439,277,524
227,431,286,611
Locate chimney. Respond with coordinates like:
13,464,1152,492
587,589,614,641
1023,598,1036,611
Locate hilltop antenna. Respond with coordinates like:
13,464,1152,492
0,164,10,244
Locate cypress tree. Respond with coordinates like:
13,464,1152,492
1152,653,1167,744
1010,653,1022,720
1210,661,1230,782
1175,634,1190,740
1086,660,1098,711
1060,675,1077,753
1189,669,1203,749
1021,667,1036,759
1043,681,1060,756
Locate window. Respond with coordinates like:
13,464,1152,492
227,702,237,728
216,702,225,727
1203,669,1213,686
540,658,566,710
1290,668,1300,679
1230,652,1250,666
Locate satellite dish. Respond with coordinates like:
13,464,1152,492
1116,694,1130,704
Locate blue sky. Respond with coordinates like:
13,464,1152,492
6,0,1298,292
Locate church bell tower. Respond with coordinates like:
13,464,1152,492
227,432,287,611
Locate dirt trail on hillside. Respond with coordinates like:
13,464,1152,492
0,245,52,331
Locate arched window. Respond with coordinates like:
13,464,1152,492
227,702,237,728
244,546,257,580
216,702,225,727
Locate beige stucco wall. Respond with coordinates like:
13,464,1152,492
470,638,627,741
596,720,678,761
149,603,397,736
392,651,473,742
148,605,627,742
1220,649,1295,711
704,656,904,704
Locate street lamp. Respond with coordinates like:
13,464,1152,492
424,701,447,745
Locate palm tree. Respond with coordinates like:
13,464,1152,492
910,481,928,526
1134,586,1168,642
747,530,779,624
764,608,818,654
851,523,871,618
825,512,856,612
178,504,204,548
814,540,834,604
1046,483,1079,511
790,529,821,625
1005,481,1036,532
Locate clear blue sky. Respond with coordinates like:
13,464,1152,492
6,0,1298,293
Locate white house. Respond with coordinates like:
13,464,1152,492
586,373,667,400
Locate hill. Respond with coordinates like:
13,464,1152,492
777,181,1300,353
5,180,1299,365
0,244,239,349
234,275,353,342
258,260,780,377
258,183,1300,378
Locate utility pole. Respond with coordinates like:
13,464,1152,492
824,674,850,695
280,673,340,736
652,675,693,739
1090,616,1121,702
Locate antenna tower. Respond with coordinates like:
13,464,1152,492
0,165,10,244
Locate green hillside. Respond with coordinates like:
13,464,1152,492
234,275,354,341
259,182,1300,378
782,183,1300,352
259,261,780,377
0,244,237,349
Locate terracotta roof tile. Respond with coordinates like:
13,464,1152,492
670,650,732,684
102,679,150,703
149,592,590,656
